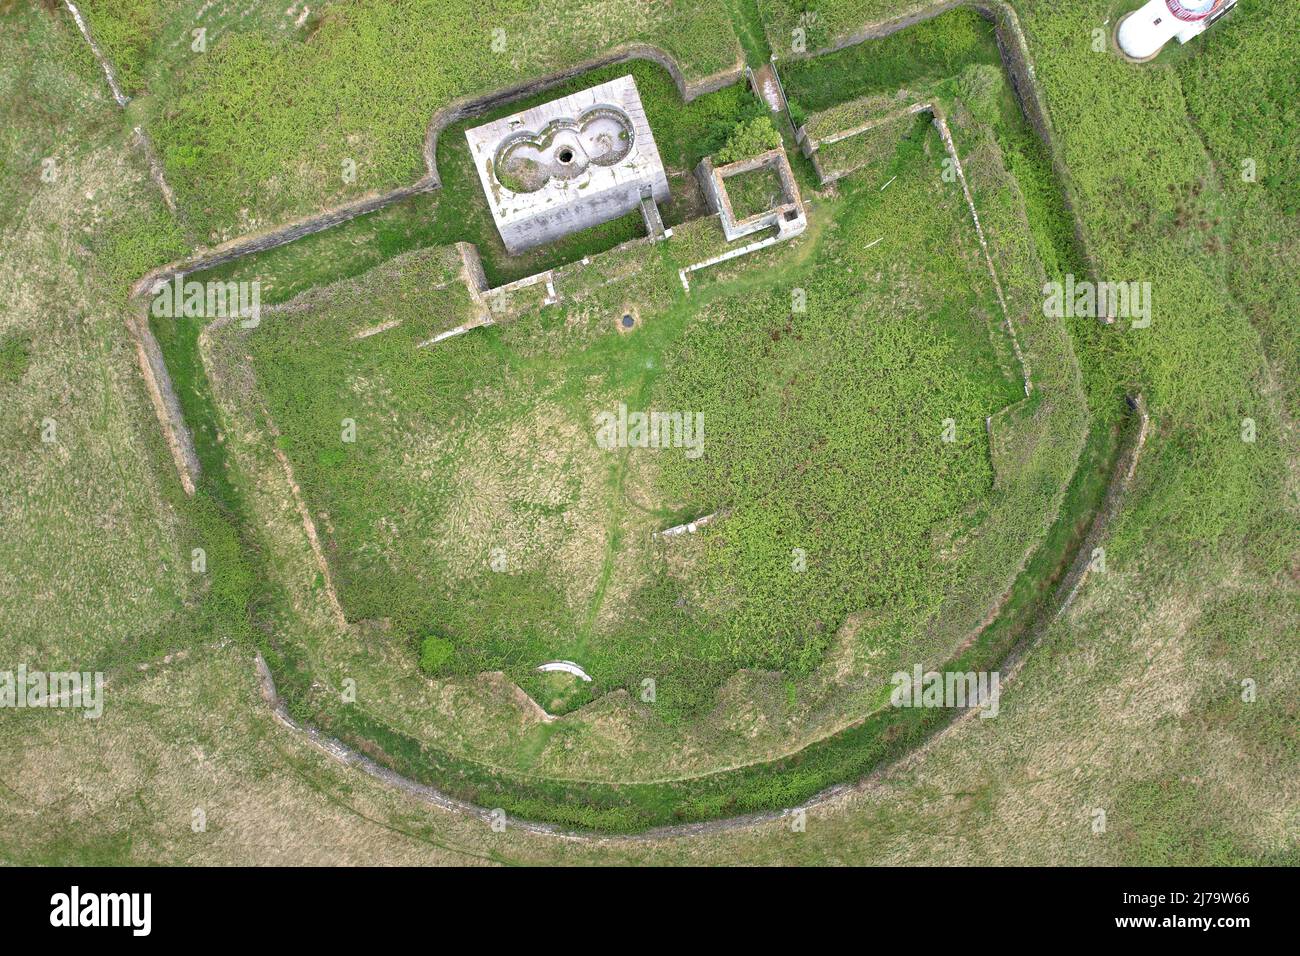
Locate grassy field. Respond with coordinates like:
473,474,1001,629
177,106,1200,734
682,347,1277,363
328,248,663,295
722,163,787,218
2,0,1294,859
0,4,220,674
38,0,1100,829
183,59,771,299
75,0,744,242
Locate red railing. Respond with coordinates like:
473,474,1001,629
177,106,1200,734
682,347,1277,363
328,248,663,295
1165,0,1222,21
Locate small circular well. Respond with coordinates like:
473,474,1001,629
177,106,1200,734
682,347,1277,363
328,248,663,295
557,148,575,164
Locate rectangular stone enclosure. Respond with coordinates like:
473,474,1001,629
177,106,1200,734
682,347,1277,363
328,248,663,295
466,75,671,255
696,147,806,242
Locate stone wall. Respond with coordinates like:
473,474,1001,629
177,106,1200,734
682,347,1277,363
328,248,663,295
697,147,806,242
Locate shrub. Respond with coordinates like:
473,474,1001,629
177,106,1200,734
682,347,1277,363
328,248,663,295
419,634,455,673
956,63,1002,127
716,115,782,164
0,335,30,384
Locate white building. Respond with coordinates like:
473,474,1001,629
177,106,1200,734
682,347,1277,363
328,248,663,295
1116,0,1237,61
465,76,670,255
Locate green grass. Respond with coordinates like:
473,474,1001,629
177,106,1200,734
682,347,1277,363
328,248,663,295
815,109,926,181
779,6,1000,124
725,0,774,66
1113,778,1257,866
1177,0,1300,414
0,333,31,383
761,0,966,60
723,163,785,218
72,0,163,95
77,0,742,240
186,59,771,298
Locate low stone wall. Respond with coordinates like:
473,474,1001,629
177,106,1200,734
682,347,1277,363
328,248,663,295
456,241,490,297
127,312,199,495
130,180,434,300
1054,395,1148,617
639,194,667,241
697,147,805,242
62,0,127,106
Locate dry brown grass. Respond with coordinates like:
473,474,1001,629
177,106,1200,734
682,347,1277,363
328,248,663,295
0,47,189,668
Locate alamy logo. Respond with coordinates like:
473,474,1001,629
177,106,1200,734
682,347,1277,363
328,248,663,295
50,886,151,936
150,275,262,328
1042,273,1151,327
890,665,1001,718
594,403,704,459
0,665,102,718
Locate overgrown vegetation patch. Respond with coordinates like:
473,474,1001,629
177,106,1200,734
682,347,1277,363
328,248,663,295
0,334,31,384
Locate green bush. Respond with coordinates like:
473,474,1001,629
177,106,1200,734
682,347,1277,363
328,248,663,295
418,634,455,673
716,115,783,163
0,335,30,384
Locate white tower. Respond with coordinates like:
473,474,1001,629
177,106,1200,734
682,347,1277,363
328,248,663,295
1116,0,1237,61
